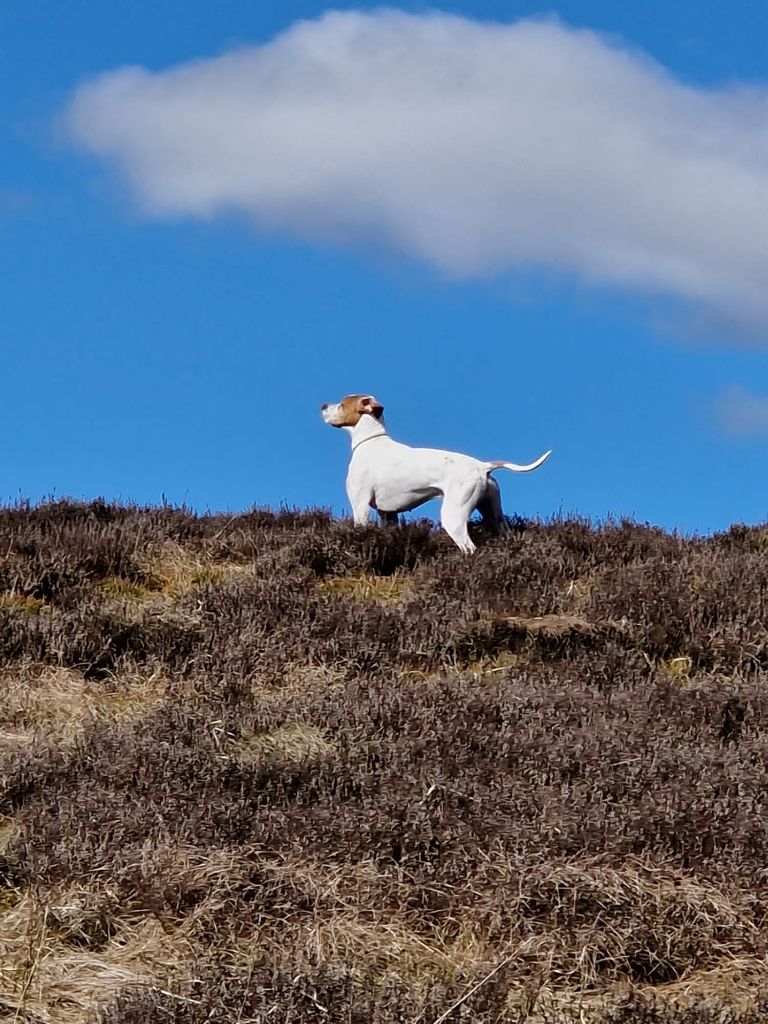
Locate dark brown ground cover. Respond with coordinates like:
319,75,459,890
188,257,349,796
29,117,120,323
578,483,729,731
1,501,768,1021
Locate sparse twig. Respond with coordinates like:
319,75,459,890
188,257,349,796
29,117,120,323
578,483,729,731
14,904,48,1022
424,952,514,1024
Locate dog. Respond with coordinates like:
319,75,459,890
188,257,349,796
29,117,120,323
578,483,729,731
321,394,551,553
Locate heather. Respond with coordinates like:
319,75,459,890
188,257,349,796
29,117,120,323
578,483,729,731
1,501,767,1022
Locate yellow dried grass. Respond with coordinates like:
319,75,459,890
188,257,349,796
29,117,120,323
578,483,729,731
232,723,335,763
0,887,195,1024
316,572,411,604
135,541,254,599
0,667,168,747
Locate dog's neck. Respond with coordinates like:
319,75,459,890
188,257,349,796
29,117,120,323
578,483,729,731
346,413,389,451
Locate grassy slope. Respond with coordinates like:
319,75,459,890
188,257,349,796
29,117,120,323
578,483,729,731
1,502,768,1022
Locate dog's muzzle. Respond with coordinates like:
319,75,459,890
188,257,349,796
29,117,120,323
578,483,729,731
320,403,342,427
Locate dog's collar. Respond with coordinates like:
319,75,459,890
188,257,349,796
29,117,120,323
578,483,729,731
351,430,388,452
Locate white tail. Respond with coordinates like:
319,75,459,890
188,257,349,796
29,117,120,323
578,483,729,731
486,449,552,474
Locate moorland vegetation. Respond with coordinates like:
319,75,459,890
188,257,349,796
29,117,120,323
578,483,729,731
1,501,768,1022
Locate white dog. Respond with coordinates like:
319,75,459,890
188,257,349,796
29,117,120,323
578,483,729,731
321,394,551,553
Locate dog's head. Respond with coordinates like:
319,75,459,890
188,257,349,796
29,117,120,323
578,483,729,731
321,394,384,428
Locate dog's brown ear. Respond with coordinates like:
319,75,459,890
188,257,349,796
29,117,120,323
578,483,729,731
359,395,384,419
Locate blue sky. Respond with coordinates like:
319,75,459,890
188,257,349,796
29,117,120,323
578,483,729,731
3,1,768,533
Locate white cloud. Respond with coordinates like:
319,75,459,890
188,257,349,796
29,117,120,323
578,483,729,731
715,385,768,437
66,10,768,331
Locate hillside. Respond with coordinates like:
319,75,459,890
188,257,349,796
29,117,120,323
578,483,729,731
1,501,768,1023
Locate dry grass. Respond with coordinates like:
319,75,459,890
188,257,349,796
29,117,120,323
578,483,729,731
232,723,336,763
135,541,254,599
249,661,351,702
461,648,521,677
0,594,45,615
510,857,759,989
235,856,491,989
0,888,196,1024
504,612,604,636
0,667,167,747
0,814,19,854
316,571,411,603
666,654,694,678
653,958,768,1012
100,577,159,603
0,845,263,1022
300,912,471,979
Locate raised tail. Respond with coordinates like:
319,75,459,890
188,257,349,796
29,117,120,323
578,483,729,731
486,449,552,474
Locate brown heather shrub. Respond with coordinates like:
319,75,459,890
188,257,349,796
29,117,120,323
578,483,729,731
1,501,768,1021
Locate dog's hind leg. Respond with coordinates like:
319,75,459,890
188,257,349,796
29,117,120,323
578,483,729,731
440,508,474,552
441,478,487,554
378,510,400,527
476,476,508,538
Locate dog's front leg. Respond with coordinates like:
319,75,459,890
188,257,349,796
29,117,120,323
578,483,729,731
350,497,372,526
347,476,374,526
